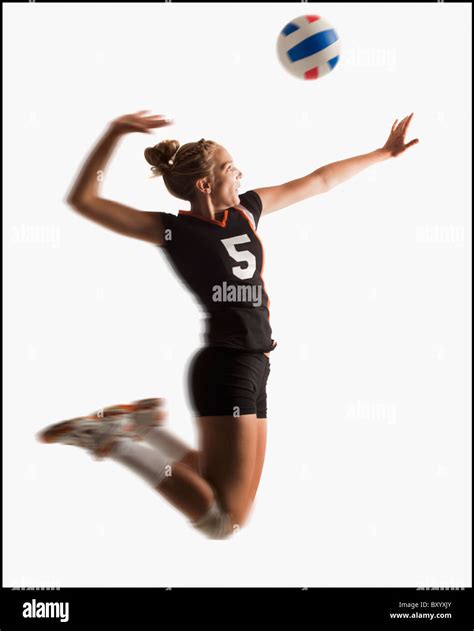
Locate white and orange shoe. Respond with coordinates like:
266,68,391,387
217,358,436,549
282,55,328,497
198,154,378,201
36,414,142,460
88,398,168,437
37,398,167,458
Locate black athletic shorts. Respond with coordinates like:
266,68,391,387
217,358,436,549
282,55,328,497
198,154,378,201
187,346,271,419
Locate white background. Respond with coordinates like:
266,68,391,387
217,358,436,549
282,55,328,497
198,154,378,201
4,2,471,587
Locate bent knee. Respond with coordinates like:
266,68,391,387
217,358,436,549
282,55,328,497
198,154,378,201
191,499,234,540
219,495,254,531
227,507,251,531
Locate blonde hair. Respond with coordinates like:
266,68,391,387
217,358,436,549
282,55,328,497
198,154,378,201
144,138,218,202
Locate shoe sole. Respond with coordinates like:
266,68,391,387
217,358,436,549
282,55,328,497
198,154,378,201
37,418,84,444
97,399,167,426
37,399,167,445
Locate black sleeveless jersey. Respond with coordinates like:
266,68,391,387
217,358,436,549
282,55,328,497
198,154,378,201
157,190,276,353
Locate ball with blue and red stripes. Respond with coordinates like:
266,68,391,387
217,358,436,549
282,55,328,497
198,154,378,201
276,14,341,81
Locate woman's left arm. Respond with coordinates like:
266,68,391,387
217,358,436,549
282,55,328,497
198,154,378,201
255,113,419,216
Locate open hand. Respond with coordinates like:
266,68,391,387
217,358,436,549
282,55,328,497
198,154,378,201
109,110,174,136
382,113,419,157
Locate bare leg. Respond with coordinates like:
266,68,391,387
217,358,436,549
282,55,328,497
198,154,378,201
197,413,259,527
132,403,201,473
107,413,264,530
177,448,201,473
140,426,198,468
107,439,214,523
242,418,268,524
140,425,201,473
161,414,265,528
156,461,213,521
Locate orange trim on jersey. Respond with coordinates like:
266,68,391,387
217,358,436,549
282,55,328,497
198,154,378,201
235,206,273,331
178,209,229,228
234,206,255,230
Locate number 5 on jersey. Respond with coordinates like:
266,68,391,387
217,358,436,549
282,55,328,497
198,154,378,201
221,234,256,280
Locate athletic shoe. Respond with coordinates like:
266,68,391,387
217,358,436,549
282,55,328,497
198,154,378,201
90,398,167,437
36,415,142,460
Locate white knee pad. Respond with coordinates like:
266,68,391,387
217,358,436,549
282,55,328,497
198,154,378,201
191,500,233,540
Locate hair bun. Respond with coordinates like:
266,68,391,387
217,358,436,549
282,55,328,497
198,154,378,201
144,139,180,175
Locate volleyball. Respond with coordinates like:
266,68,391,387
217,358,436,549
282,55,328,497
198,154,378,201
276,14,341,81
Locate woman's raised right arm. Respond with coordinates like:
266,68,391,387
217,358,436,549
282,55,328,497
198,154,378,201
66,111,173,245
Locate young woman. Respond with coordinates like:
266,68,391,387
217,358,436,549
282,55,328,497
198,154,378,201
38,110,418,539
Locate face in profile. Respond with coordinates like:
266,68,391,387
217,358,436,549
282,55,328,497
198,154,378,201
208,145,243,210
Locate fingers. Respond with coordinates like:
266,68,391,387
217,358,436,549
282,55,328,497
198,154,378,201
138,113,175,129
392,117,406,134
390,113,415,142
155,119,174,126
141,114,170,120
400,112,414,135
396,115,409,132
112,111,174,135
396,112,414,137
142,120,174,131
132,112,173,123
133,117,174,133
404,138,419,149
395,137,419,156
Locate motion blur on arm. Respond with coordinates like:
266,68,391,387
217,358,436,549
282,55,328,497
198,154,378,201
65,111,174,245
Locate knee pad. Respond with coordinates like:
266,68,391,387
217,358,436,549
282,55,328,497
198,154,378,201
191,500,233,540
